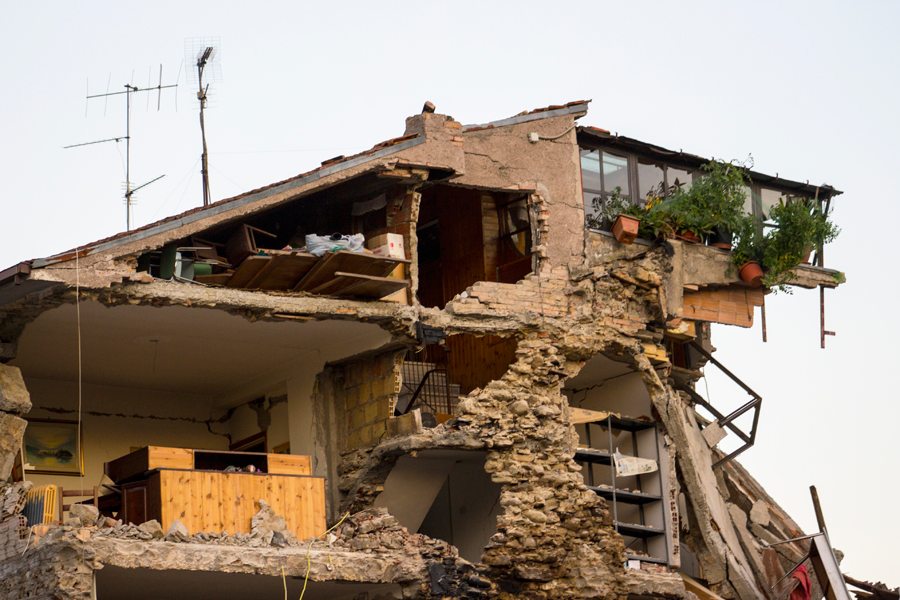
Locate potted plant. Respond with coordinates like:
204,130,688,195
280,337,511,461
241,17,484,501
760,199,839,292
588,187,644,244
729,198,840,292
730,216,765,287
670,159,750,248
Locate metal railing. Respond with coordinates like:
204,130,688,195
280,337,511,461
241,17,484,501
675,341,762,469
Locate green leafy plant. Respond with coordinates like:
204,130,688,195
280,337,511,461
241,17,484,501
663,158,751,236
587,187,645,232
730,198,840,293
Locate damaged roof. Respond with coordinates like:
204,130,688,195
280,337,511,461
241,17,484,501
577,125,842,199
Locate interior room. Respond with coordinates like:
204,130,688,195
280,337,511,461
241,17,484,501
563,353,672,566
373,450,501,563
9,300,392,523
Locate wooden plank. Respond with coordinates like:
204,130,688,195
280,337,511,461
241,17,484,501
570,408,612,425
194,273,234,286
158,470,174,533
331,271,410,299
148,447,194,471
105,447,150,484
244,256,283,290
256,252,318,290
295,251,409,293
226,256,269,288
680,574,727,600
267,454,311,475
219,473,236,536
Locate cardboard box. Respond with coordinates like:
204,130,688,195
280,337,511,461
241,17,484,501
382,263,409,304
367,233,406,259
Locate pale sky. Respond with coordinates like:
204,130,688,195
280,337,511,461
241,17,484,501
2,0,898,584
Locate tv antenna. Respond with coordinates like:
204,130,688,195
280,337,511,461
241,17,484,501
185,37,222,207
67,65,179,231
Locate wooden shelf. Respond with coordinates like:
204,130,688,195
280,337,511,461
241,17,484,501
574,448,613,465
626,554,668,565
588,486,661,506
615,522,665,539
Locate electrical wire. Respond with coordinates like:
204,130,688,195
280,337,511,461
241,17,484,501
298,512,350,600
537,124,576,141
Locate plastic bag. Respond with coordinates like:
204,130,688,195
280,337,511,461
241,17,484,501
305,233,365,257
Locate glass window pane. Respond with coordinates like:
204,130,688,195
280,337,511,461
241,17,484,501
638,159,665,201
580,150,602,193
602,152,629,195
584,192,603,227
503,200,529,234
666,167,692,196
760,188,784,220
742,185,753,215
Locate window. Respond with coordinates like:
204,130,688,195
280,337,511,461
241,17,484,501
581,149,631,224
580,147,694,227
497,195,533,283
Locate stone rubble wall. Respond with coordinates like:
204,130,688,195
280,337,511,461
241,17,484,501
0,364,31,482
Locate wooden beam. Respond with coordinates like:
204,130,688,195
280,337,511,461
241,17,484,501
570,408,611,424
680,574,728,600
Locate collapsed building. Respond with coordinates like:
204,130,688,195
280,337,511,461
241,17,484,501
0,100,856,600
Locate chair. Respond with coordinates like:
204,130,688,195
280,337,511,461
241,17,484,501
58,486,99,522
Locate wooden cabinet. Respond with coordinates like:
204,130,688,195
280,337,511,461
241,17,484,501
104,447,323,539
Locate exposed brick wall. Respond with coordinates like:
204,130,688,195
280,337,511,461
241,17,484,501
451,266,649,334
682,286,765,328
341,351,403,452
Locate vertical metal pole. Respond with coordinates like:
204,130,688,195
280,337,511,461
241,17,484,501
820,286,826,349
608,415,618,532
654,424,669,566
810,485,828,535
125,85,132,231
198,59,210,207
585,423,594,487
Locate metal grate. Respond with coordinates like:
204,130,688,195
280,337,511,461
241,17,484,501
396,346,459,416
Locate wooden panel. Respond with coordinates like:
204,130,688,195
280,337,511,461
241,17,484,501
121,481,149,525
321,271,409,299
295,251,409,292
105,446,193,484
155,470,324,539
227,256,269,288
416,186,486,309
256,252,318,290
147,447,194,471
267,454,311,475
446,334,518,395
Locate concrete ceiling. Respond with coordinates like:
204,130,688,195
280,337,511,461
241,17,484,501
95,566,401,600
12,301,390,398
563,353,633,389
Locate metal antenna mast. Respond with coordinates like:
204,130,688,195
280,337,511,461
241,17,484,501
186,38,221,208
69,65,178,231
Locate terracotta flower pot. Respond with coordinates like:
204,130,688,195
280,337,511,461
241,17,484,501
612,214,641,244
739,261,763,287
708,226,733,250
676,230,702,244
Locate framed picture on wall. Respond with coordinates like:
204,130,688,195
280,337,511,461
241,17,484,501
23,419,84,476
